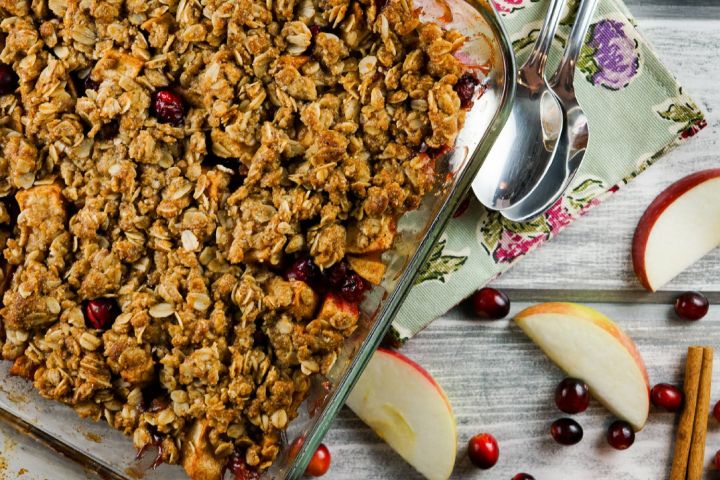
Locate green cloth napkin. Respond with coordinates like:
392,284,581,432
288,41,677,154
390,0,706,340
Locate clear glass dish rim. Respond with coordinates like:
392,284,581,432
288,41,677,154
0,0,516,477
286,0,517,476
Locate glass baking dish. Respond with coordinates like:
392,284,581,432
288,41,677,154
0,0,515,478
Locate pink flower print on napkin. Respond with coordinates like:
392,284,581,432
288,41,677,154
493,0,534,15
493,229,547,263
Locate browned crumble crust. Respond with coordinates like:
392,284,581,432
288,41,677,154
0,0,469,476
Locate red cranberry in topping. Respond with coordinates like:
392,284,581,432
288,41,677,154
85,299,118,330
309,24,320,37
0,64,19,95
713,399,720,423
471,287,510,320
550,418,583,445
339,271,369,302
606,420,635,450
715,450,720,470
305,443,331,477
285,256,321,287
153,90,185,125
454,73,479,109
512,474,535,480
555,377,590,414
674,291,709,321
467,433,499,470
223,450,260,480
326,261,350,290
650,383,684,412
326,261,370,303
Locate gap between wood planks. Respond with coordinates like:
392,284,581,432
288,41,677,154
497,289,720,304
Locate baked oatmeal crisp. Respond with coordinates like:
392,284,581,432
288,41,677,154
0,0,476,475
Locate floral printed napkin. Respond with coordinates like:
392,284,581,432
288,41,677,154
390,0,706,340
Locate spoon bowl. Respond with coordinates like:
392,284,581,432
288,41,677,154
472,0,566,211
501,0,598,222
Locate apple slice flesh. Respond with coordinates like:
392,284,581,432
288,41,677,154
633,169,720,291
346,348,456,480
515,303,649,431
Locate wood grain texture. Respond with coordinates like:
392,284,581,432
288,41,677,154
2,5,719,480
325,302,720,479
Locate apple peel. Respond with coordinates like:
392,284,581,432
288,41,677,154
346,348,456,480
632,169,720,292
515,303,650,431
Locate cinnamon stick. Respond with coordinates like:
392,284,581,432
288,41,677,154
669,346,704,480
687,346,713,480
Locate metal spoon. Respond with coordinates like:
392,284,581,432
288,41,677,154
501,0,597,222
471,0,565,211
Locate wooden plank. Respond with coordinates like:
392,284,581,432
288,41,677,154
327,301,720,479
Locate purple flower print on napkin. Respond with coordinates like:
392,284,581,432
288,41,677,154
578,19,640,90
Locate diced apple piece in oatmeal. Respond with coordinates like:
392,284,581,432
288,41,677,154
317,292,359,332
181,420,225,480
15,184,66,253
345,216,396,254
347,254,386,285
289,280,319,320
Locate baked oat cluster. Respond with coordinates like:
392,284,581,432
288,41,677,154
0,0,473,476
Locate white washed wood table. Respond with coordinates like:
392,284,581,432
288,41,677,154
3,3,720,479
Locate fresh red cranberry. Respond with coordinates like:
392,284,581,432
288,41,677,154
471,287,510,320
651,383,684,412
555,377,590,414
0,64,19,95
85,299,118,330
550,418,583,445
512,474,535,480
305,443,331,477
467,433,499,469
607,420,635,450
454,73,479,109
153,90,185,125
285,256,321,287
713,399,720,422
453,196,471,218
674,291,709,321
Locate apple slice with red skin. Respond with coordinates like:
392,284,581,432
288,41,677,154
633,169,720,291
515,303,650,431
346,348,456,480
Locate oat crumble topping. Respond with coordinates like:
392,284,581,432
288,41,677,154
0,0,472,476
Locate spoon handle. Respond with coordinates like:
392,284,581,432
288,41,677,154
523,0,566,80
549,0,599,99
